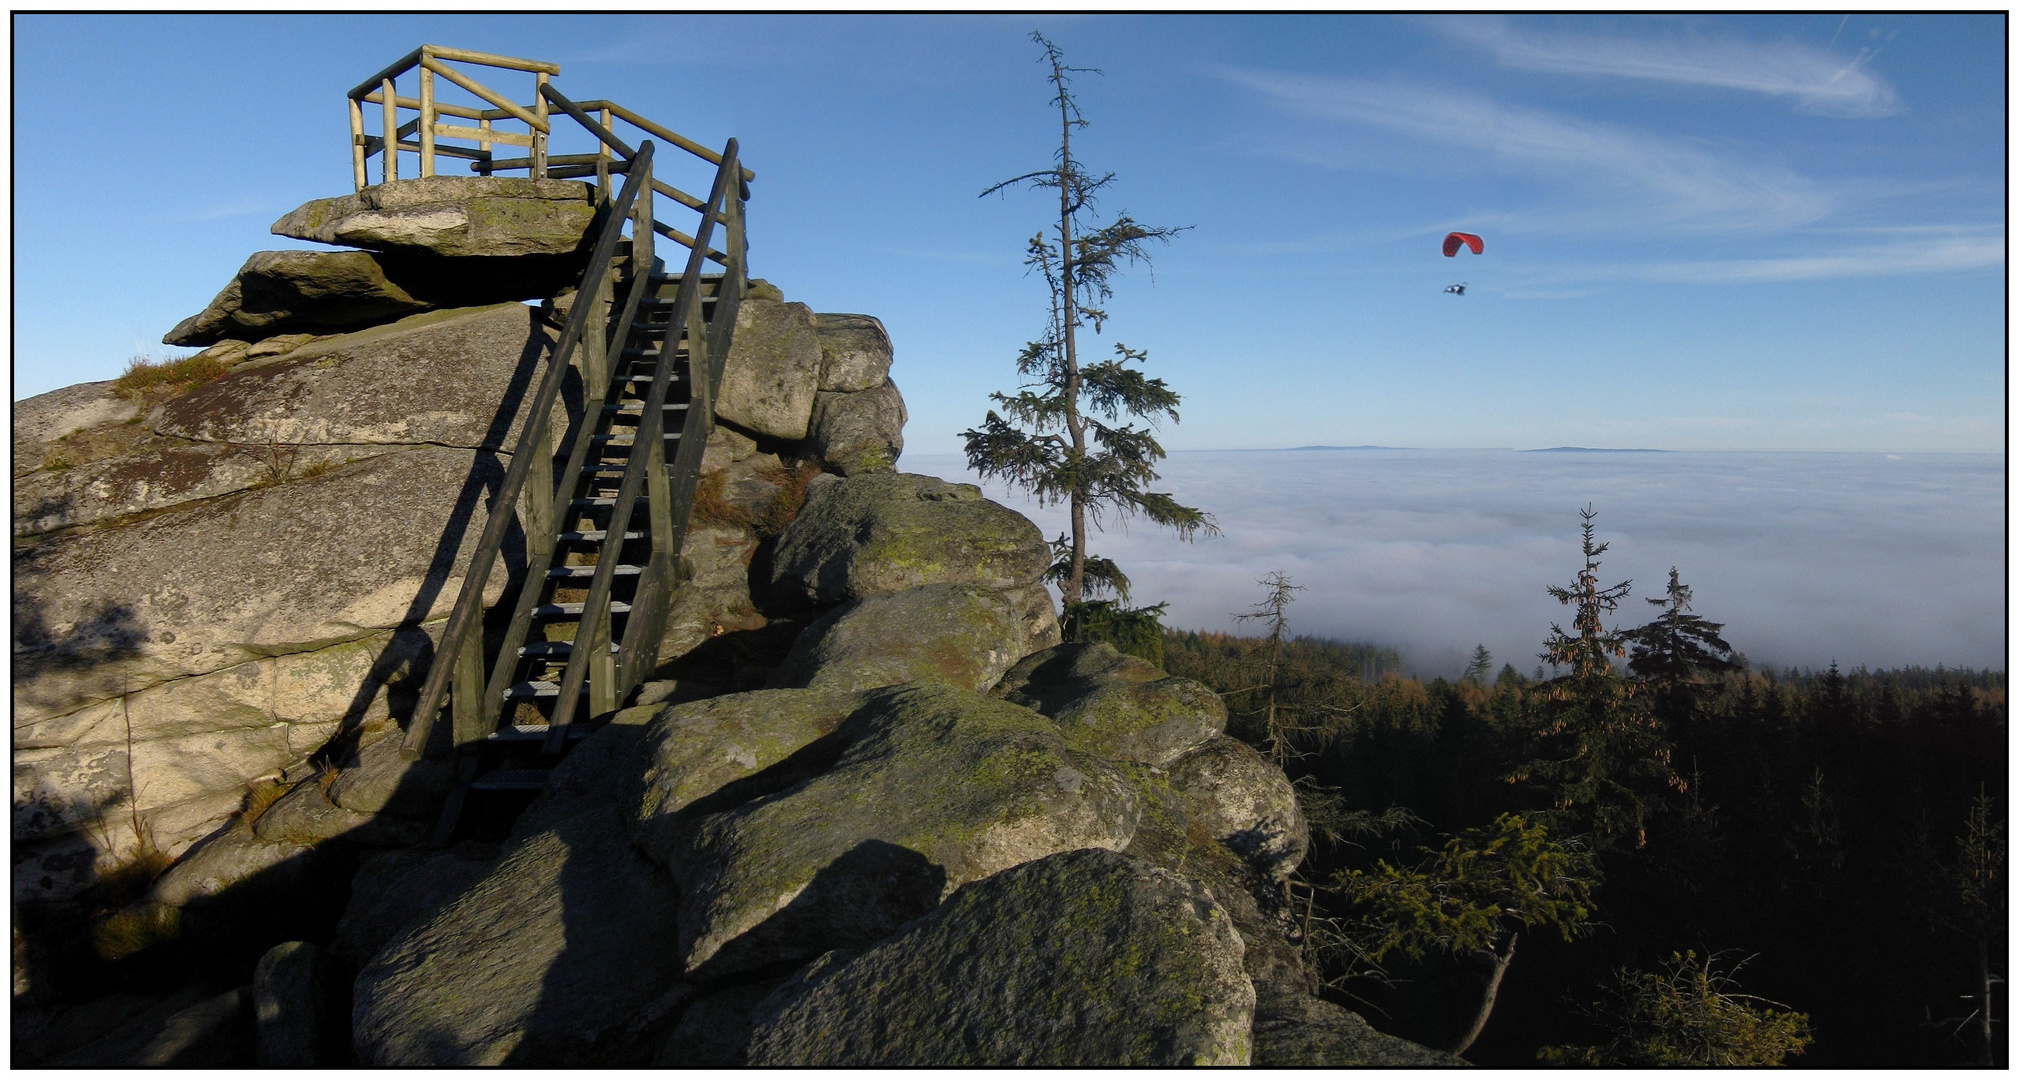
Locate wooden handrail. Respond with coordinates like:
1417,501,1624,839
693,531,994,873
399,143,658,761
349,46,424,102
348,47,753,198
424,44,560,75
574,99,756,182
543,140,737,747
422,56,549,133
540,84,633,160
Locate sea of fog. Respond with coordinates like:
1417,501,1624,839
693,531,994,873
902,449,2007,677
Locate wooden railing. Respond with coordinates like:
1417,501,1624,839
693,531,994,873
347,47,755,205
348,45,557,189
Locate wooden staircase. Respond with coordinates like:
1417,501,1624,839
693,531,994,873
389,87,752,843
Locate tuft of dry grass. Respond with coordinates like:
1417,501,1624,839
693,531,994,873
690,469,755,529
90,901,181,960
754,461,822,537
112,352,233,400
241,777,293,824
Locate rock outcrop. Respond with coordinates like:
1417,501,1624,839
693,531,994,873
769,471,1050,609
17,173,1455,1069
744,848,1256,1066
271,176,599,258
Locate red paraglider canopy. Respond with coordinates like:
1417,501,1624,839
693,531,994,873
1442,231,1484,257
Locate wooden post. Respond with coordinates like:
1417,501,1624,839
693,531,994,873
381,78,399,182
418,51,435,178
532,72,549,180
349,96,367,190
478,117,492,176
450,620,487,748
579,266,608,394
525,420,555,567
588,601,616,717
596,106,611,201
634,156,655,273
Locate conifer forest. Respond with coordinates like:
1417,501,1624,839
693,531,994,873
1157,517,2006,1067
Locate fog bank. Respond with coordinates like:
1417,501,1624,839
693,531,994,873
905,449,2007,677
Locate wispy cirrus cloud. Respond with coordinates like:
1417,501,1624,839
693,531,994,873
1224,69,1836,234
1427,16,1901,118
1637,230,2004,282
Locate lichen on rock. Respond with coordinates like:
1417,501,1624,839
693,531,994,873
992,642,1227,767
744,848,1256,1066
768,471,1048,609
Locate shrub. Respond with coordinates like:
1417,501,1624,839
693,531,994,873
1064,600,1169,667
111,352,232,399
1538,951,1814,1066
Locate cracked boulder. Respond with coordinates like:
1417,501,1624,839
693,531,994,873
812,313,892,393
271,176,598,258
352,716,688,1066
154,303,561,450
991,642,1227,768
1167,736,1307,881
768,471,1048,609
744,848,1255,1066
638,684,1141,982
771,584,1026,694
806,379,904,476
716,300,822,441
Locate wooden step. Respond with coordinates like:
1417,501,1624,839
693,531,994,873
471,769,552,792
602,401,691,416
590,433,681,447
545,564,643,580
486,723,593,743
516,640,619,658
533,600,634,619
557,529,643,543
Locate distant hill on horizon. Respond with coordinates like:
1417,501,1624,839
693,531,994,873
1522,446,1670,453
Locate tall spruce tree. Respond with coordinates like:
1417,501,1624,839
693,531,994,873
1623,567,1738,718
964,32,1214,625
1513,506,1680,850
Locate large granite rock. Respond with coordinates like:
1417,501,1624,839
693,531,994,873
14,434,384,539
626,688,869,828
14,445,509,714
811,313,893,393
768,471,1048,609
13,443,518,895
145,825,312,908
352,717,687,1066
1120,764,1461,1067
272,177,598,258
745,848,1255,1066
154,304,558,450
330,845,495,972
163,249,584,347
647,684,1141,981
11,380,138,465
164,250,428,347
806,379,905,476
253,940,322,1066
1168,736,1307,881
716,300,822,440
991,642,1227,768
771,584,1025,694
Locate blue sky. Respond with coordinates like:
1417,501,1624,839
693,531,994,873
13,14,2007,455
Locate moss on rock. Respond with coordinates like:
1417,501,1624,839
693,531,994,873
659,684,1141,981
744,848,1255,1066
992,642,1226,767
